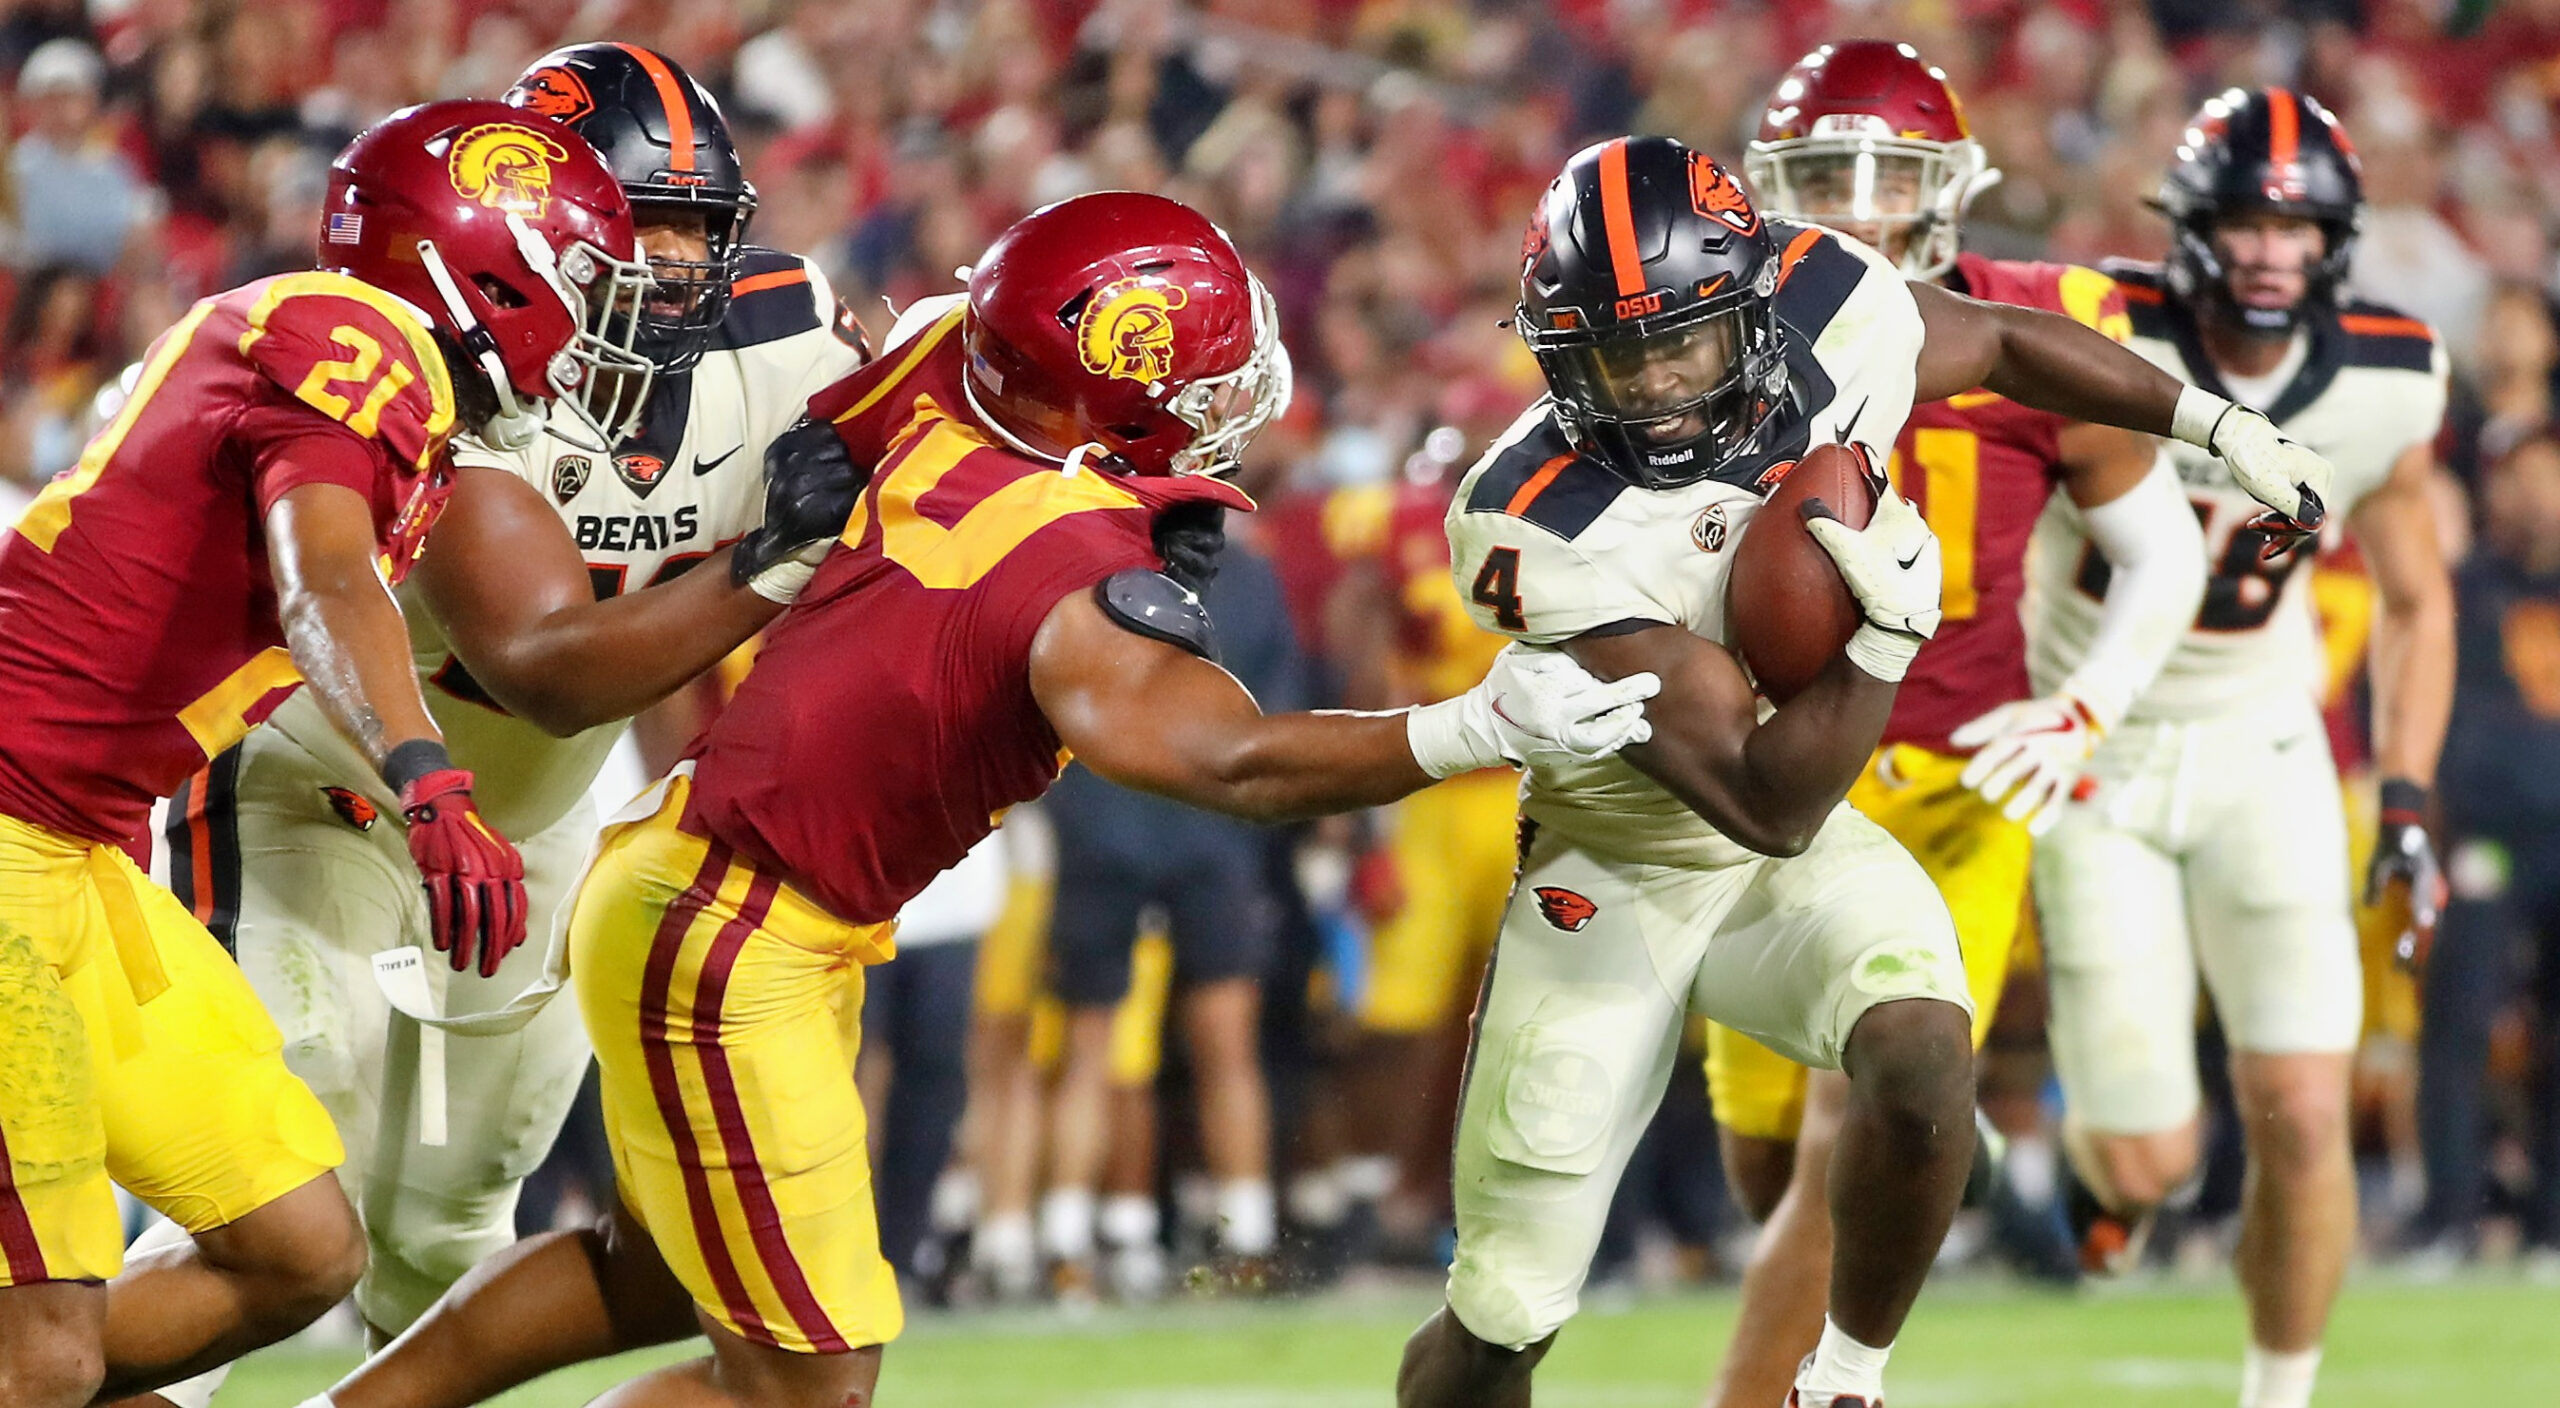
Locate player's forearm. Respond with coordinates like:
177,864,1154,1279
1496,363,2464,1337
1096,710,1437,823
2367,583,2454,788
281,563,441,768
1628,659,1893,857
2060,458,2206,724
454,546,780,737
1729,659,1898,853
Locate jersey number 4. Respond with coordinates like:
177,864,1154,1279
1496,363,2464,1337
1471,547,1527,631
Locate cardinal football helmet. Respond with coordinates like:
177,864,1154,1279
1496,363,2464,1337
320,99,654,451
1747,40,1997,280
962,191,1290,478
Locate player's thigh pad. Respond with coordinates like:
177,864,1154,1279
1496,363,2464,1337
357,799,601,1333
0,821,120,1283
89,844,342,1232
572,796,900,1354
2033,798,2202,1135
1688,807,1971,1074
1849,743,2032,1035
2183,704,2361,1054
1446,830,1743,1349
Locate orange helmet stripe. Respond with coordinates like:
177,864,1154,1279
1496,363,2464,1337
1597,138,1645,298
614,43,695,172
2266,87,2298,170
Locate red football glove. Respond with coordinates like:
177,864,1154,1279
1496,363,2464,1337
399,769,528,977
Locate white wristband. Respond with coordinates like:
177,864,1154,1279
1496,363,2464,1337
2170,384,2234,449
1842,623,1923,683
1405,695,1503,779
747,559,818,605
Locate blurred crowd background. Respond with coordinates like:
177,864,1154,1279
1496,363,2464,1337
14,0,2560,1305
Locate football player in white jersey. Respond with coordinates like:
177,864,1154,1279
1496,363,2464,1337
2025,89,2453,1408
134,45,869,1404
1396,135,2338,1408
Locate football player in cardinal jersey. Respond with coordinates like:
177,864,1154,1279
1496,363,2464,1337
1396,134,2324,1408
135,51,872,1400
1692,42,2210,1408
298,192,1657,1408
2026,90,2454,1408
0,100,644,1408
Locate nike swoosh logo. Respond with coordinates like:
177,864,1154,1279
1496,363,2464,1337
1490,697,1524,730
691,446,742,476
1897,545,1924,569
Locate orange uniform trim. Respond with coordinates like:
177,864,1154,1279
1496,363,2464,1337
1775,227,1823,290
2117,282,2164,305
1504,454,1575,517
2338,313,2432,340
1597,139,1645,298
729,267,808,297
2267,88,2298,169
616,43,696,171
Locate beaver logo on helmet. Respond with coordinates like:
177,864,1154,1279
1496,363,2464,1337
1075,277,1188,385
447,123,569,220
1689,153,1761,236
510,66,595,124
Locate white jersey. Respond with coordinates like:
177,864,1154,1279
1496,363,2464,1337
269,248,867,836
1445,223,1923,869
2027,267,2448,720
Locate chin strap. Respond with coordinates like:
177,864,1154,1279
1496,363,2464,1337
416,238,542,451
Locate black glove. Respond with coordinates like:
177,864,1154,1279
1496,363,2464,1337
732,417,871,603
2366,778,2444,970
1153,500,1226,593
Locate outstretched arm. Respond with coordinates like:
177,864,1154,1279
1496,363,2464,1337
412,466,779,737
1909,279,2330,529
1027,585,1655,823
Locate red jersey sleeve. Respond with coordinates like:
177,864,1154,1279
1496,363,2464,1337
1963,256,2132,345
240,403,395,519
235,273,458,477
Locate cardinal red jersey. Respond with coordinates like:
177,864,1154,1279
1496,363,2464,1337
0,271,456,849
678,304,1251,927
1883,254,2130,752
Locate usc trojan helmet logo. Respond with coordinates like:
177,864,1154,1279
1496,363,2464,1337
508,66,595,124
446,123,569,219
1075,277,1188,385
1688,153,1761,236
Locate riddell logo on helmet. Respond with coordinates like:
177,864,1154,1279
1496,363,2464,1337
447,123,569,220
1688,154,1761,236
1076,277,1187,385
509,66,595,124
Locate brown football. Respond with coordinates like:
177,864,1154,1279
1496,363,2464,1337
1726,441,1877,704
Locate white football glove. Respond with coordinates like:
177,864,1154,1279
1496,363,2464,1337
2173,388,2333,548
1407,643,1659,778
1800,485,1943,683
1948,692,2106,835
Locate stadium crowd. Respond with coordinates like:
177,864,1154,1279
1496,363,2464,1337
4,0,2559,1307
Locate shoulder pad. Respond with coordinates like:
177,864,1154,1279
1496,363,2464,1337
233,272,456,473
1768,221,1872,343
1460,416,1625,543
2335,302,2439,373
1096,568,1219,661
710,247,827,350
